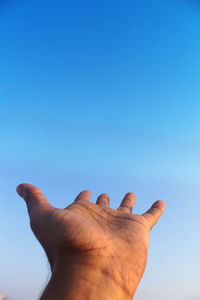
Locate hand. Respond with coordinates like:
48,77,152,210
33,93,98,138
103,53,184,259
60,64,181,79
17,183,165,300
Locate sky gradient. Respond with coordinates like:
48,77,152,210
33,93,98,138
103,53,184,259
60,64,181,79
0,0,200,299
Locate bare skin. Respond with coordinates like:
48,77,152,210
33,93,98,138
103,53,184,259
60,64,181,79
17,183,165,300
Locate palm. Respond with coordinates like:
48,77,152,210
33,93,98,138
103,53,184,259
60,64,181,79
17,184,165,296
59,201,150,288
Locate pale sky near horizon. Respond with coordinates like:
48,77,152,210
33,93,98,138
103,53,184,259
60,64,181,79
1,0,200,299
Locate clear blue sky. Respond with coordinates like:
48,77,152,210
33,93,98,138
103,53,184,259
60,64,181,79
0,0,200,299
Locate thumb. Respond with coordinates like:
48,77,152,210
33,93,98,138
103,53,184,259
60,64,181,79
16,183,51,215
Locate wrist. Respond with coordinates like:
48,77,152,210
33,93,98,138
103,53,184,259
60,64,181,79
40,254,135,300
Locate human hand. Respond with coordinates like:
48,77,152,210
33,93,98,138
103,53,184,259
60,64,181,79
17,183,165,300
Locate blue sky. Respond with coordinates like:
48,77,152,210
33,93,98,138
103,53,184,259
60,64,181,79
0,0,200,299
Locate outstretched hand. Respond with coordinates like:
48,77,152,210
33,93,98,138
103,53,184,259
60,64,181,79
17,183,165,300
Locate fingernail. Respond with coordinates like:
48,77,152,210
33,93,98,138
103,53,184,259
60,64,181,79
17,184,26,198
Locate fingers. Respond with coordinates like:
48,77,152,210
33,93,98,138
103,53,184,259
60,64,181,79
96,194,109,207
74,190,91,203
16,183,50,215
117,193,136,213
142,200,166,229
